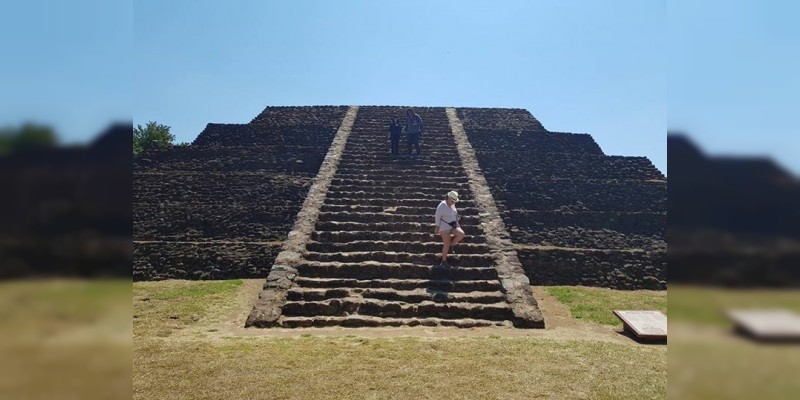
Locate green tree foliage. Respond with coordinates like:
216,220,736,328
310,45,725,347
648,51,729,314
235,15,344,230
0,123,58,156
133,121,175,156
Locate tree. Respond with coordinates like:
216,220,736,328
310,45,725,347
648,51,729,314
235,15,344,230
0,123,58,156
133,121,175,156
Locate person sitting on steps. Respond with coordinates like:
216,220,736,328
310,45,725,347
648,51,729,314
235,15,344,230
434,191,465,266
405,108,423,155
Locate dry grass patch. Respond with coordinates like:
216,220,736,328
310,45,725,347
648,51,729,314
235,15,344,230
0,279,131,340
546,286,667,326
669,285,800,399
135,336,665,400
669,337,800,400
133,280,667,399
134,280,242,337
668,285,800,326
0,279,131,399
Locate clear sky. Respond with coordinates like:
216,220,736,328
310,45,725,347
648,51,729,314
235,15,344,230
133,0,666,173
0,0,131,142
669,0,800,175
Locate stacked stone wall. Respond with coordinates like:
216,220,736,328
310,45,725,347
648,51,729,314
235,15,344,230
133,106,348,280
457,108,666,289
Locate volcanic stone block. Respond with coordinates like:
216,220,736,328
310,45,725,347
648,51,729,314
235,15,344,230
509,227,665,251
192,124,337,147
489,178,666,212
467,129,603,155
249,106,349,126
134,173,311,242
457,108,547,131
135,146,327,175
504,210,666,236
477,152,664,181
517,248,667,290
134,173,311,204
668,251,800,286
133,242,281,281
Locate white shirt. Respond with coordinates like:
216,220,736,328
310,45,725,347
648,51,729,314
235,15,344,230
434,201,459,231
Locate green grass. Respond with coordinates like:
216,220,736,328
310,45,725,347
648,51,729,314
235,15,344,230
0,279,132,400
667,285,800,399
669,338,800,399
135,336,665,400
668,285,800,326
134,279,242,337
0,279,131,340
130,280,667,399
547,286,667,326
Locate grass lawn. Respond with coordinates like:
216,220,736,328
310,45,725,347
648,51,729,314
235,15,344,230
135,335,665,400
133,280,667,400
668,285,800,326
546,286,667,327
668,285,800,399
0,279,132,400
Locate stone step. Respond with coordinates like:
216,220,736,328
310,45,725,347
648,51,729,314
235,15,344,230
329,179,471,190
332,173,469,183
336,163,464,171
276,315,510,328
345,145,455,151
335,169,466,178
314,221,484,234
320,204,480,216
296,261,498,280
286,287,506,304
328,183,471,193
304,251,494,268
345,139,455,145
324,197,477,208
281,298,514,321
325,191,472,201
337,162,466,176
341,148,458,155
311,230,487,244
340,154,458,162
342,147,457,154
342,148,464,157
350,123,451,127
292,277,502,292
316,211,480,225
306,240,491,254
329,181,469,191
350,129,452,133
345,141,455,147
348,133,453,139
339,159,464,167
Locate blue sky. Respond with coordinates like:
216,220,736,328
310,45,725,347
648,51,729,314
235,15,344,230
0,0,131,141
133,0,667,173
4,1,799,176
669,0,800,175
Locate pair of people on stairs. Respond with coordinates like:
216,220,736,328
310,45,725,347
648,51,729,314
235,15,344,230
434,191,465,266
386,108,424,155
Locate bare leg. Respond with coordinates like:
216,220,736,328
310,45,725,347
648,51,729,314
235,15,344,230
451,227,465,246
440,232,452,263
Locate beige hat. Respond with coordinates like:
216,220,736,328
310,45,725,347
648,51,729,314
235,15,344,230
447,191,459,202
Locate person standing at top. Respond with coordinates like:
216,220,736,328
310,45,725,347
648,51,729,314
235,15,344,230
434,191,465,266
405,108,423,155
388,116,403,155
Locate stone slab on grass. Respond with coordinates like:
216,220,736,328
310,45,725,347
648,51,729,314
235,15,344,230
613,310,667,339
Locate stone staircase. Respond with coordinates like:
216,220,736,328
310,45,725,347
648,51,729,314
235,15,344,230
247,106,543,328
